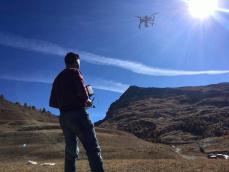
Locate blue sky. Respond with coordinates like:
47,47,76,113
1,0,229,122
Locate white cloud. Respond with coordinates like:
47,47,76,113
90,79,129,93
81,52,229,76
1,32,229,76
0,75,128,93
0,32,66,56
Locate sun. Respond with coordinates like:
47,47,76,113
188,0,218,19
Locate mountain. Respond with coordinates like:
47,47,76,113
0,95,176,161
96,83,229,148
1,92,229,172
0,95,58,130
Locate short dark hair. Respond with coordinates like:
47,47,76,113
64,52,80,66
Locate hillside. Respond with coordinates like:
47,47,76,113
0,95,176,162
1,94,229,172
96,83,229,151
0,95,57,130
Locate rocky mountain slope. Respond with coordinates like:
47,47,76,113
96,83,229,147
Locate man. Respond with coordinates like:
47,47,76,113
49,52,104,172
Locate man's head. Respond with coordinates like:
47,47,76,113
65,52,80,69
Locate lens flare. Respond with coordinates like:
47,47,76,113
188,0,218,19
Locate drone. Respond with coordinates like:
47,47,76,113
136,13,159,29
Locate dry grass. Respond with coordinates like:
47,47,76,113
1,92,229,171
0,127,176,161
0,159,228,172
0,127,228,172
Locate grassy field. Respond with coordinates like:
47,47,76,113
0,127,228,172
0,109,228,172
1,95,229,171
0,159,229,172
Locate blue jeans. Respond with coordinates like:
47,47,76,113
59,109,104,172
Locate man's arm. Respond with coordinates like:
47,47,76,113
49,81,59,108
73,70,90,106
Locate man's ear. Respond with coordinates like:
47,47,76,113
76,59,80,68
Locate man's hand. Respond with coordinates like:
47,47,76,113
86,99,93,107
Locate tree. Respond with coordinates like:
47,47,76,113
41,108,46,113
0,94,4,100
15,102,20,106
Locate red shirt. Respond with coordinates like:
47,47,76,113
49,68,89,111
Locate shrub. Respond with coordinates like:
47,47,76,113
0,94,4,100
15,102,20,106
178,117,208,136
41,108,46,113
